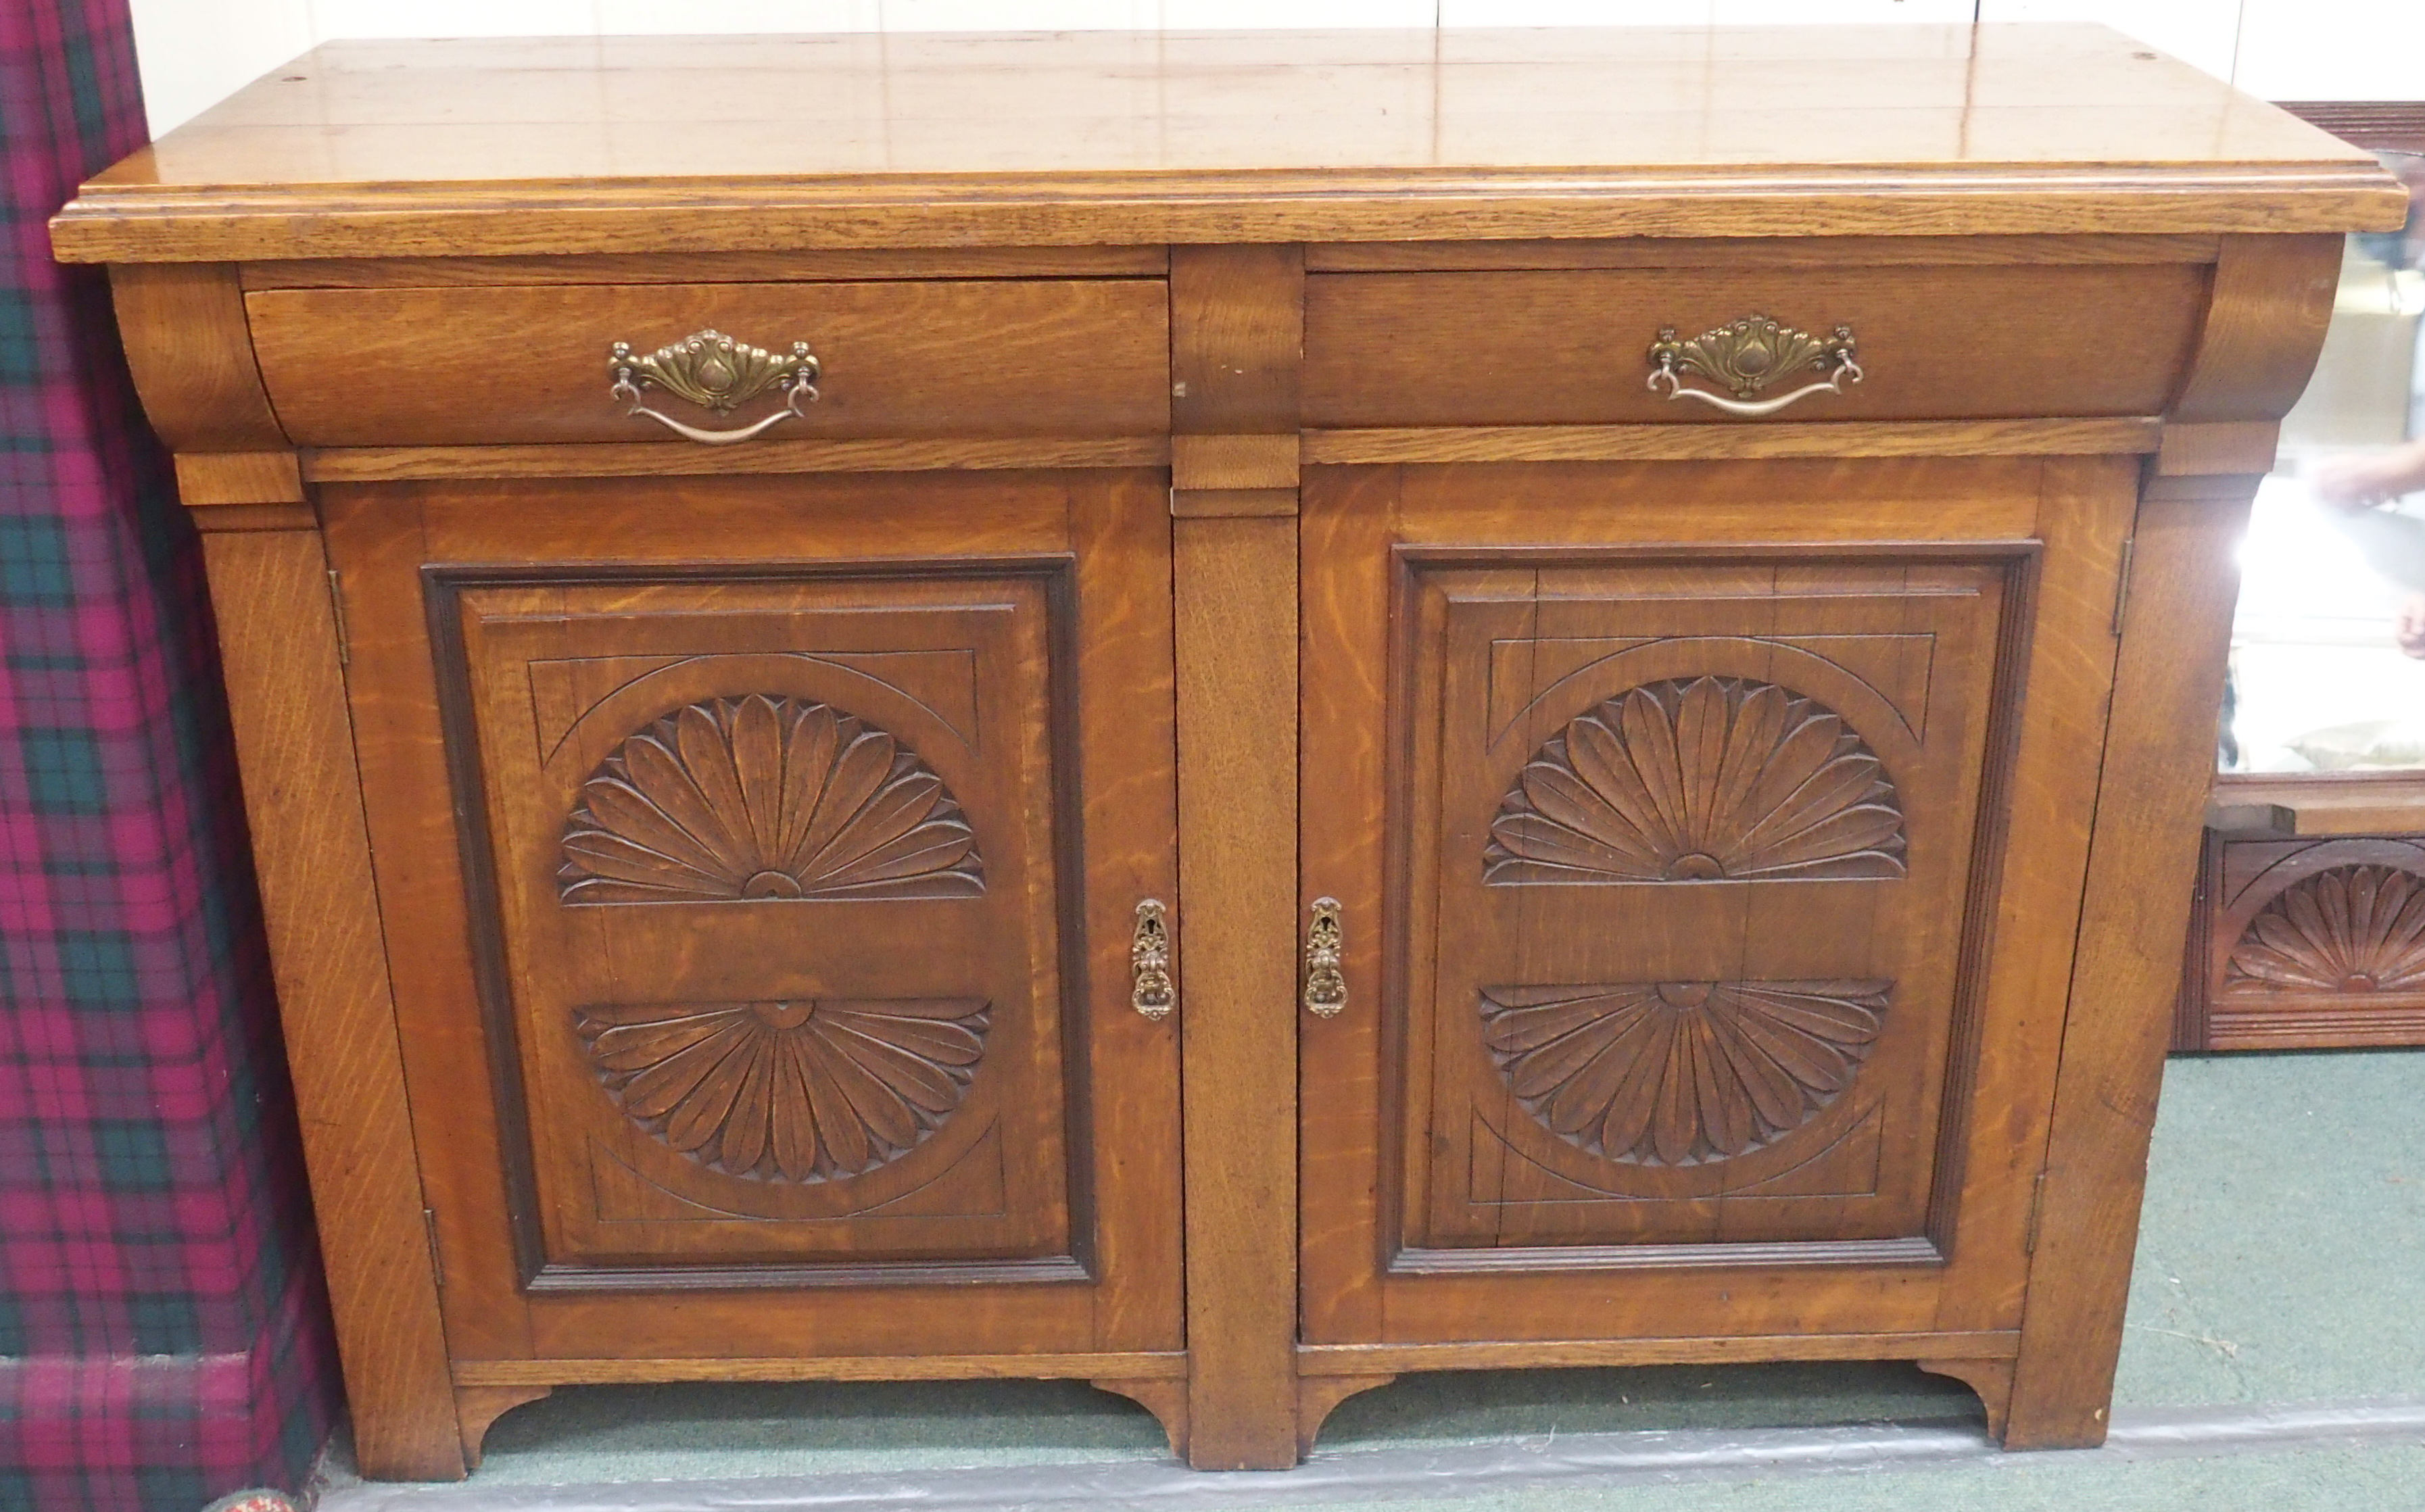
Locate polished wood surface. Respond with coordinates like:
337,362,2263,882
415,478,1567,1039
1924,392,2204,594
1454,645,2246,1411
2174,775,2425,1053
2004,471,2255,1448
1303,265,2204,427
198,525,462,1478
1169,245,1305,1471
49,28,2403,263
1297,456,2132,1355
248,279,1167,445
58,21,2390,1481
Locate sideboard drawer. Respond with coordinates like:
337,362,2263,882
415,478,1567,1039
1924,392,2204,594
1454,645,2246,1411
1302,264,2207,428
247,278,1170,445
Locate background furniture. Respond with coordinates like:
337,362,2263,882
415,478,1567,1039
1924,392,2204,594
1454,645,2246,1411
51,24,2402,1480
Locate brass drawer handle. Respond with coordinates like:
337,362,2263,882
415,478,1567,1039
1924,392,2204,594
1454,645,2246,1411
1132,900,1174,1021
1647,316,1861,418
1303,897,1346,1019
608,329,821,445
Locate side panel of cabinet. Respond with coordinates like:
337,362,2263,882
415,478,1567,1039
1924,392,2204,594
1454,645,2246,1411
1300,458,2135,1347
326,469,1182,1361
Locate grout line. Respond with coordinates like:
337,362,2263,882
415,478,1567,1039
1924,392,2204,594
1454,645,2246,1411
314,1398,2425,1512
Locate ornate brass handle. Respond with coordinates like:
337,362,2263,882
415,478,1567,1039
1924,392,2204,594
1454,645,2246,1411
608,329,821,445
1647,316,1862,418
1131,900,1174,1021
1303,897,1345,1018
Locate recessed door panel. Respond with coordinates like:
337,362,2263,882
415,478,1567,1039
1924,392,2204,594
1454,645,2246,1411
327,467,1180,1363
441,572,1074,1275
1403,559,2013,1250
1299,457,2136,1348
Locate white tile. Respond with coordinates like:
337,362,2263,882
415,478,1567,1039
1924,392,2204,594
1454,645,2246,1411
305,0,598,40
1156,0,1437,28
131,0,316,134
875,0,1158,27
1975,0,2240,81
597,0,879,33
2234,0,2425,100
1439,1,1714,25
1713,0,1975,23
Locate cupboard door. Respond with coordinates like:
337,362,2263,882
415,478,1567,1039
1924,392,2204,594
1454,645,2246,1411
1300,458,2134,1347
328,470,1180,1362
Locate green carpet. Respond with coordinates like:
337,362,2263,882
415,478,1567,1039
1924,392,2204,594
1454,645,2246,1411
441,1050,2425,1501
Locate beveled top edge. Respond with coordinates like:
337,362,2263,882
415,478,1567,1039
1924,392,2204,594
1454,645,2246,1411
53,26,2409,263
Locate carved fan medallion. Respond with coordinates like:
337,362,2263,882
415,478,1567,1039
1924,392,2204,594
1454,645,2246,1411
1480,979,1890,1166
559,694,984,903
2225,864,2425,994
575,997,990,1181
1485,676,1905,883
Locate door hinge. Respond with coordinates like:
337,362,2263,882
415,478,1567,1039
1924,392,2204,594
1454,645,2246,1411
2110,537,2136,637
327,568,352,667
423,1206,446,1291
2024,1169,2050,1256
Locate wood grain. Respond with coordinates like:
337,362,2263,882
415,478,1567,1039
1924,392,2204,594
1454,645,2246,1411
1298,1330,2019,1373
302,437,1168,483
199,526,462,1480
2174,823,2425,1054
1303,266,2205,429
1170,245,1303,437
108,263,285,450
2004,472,2259,1448
1918,1357,2016,1440
2171,236,2345,424
241,247,1169,289
173,450,304,506
1173,518,1299,1469
1307,235,2223,272
49,30,2404,262
1170,242,1305,1469
454,1385,550,1467
249,279,1168,445
1172,434,1299,491
454,1351,1186,1386
2155,421,2281,477
1303,419,2159,466
2206,773,2425,838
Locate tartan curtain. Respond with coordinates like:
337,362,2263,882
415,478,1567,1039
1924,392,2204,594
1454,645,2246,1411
1,3,341,1508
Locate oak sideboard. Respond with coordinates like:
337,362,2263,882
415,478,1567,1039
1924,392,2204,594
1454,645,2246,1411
51,24,2405,1478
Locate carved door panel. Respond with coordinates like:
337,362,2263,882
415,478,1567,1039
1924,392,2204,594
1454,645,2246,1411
446,573,1063,1272
1300,458,2136,1347
327,469,1179,1363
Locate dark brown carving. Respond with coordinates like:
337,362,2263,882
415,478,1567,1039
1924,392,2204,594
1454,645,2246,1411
558,694,984,903
575,997,992,1181
1484,676,1905,884
2224,862,2425,994
1479,980,1891,1166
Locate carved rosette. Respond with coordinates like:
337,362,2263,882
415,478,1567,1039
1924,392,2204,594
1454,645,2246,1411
2225,863,2425,994
1485,676,1905,884
575,998,990,1182
1481,980,1890,1167
559,695,984,904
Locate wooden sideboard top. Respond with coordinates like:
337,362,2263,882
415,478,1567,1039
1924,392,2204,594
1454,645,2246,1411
52,25,2405,262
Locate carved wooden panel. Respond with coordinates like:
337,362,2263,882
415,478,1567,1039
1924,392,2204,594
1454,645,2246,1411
1479,979,1890,1167
1397,554,2021,1252
574,996,990,1183
434,566,1080,1279
558,696,986,904
1483,677,1906,884
2177,833,2425,1050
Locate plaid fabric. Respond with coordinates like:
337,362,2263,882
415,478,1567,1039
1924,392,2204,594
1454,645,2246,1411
1,3,341,1509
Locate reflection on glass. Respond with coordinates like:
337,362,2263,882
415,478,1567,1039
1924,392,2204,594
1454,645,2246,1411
2224,150,2425,773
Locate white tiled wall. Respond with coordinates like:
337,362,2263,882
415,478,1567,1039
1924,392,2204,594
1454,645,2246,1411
129,0,2425,137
